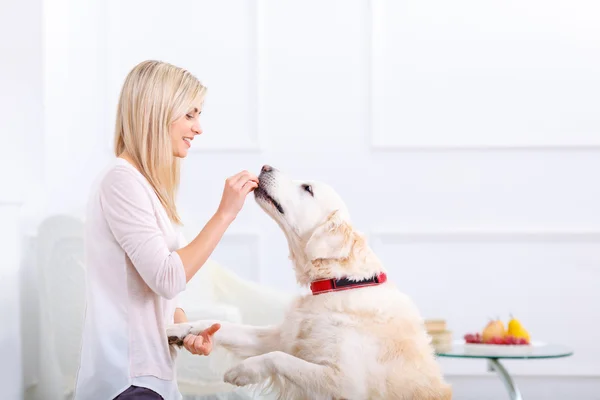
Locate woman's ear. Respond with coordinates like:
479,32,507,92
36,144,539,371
305,210,354,261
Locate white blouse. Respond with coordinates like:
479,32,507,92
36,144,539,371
73,158,187,400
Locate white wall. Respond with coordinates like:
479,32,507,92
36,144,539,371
0,0,43,398
17,0,600,398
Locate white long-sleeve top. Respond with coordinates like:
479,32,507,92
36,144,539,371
73,157,187,400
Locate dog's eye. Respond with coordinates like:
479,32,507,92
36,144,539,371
302,184,314,197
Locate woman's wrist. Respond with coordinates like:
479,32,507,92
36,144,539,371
177,209,236,282
213,209,236,225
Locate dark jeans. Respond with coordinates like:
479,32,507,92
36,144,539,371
114,385,164,399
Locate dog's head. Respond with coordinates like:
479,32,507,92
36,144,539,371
254,165,381,285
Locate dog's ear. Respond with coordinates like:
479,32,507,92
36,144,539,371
305,210,354,261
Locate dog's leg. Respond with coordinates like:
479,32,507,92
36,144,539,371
166,320,281,359
224,351,344,397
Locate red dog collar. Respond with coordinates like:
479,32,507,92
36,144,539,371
310,272,387,295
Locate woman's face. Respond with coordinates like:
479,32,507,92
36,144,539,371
171,107,202,158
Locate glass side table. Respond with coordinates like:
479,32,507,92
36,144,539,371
436,341,574,400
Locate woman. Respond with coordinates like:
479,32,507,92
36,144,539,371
73,60,258,400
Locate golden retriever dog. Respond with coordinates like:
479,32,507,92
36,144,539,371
167,165,452,399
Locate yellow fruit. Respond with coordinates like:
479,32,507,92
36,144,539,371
507,315,530,342
482,319,506,343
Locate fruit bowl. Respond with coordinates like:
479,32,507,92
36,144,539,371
464,332,530,346
461,315,532,354
462,340,545,357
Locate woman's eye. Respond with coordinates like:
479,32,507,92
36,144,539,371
186,114,193,119
302,184,313,196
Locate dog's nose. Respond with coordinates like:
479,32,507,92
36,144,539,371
261,165,273,173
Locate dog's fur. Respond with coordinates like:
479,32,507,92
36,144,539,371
167,166,452,399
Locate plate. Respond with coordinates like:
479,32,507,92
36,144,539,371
462,340,546,356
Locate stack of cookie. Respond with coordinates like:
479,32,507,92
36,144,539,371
424,319,453,352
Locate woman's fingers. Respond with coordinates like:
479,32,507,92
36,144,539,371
232,170,259,190
197,343,211,356
223,171,245,194
229,170,249,186
193,338,207,354
183,334,198,354
182,333,214,355
242,180,258,195
202,323,221,337
194,336,211,355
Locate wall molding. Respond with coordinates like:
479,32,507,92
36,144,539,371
370,227,599,378
445,371,599,378
369,144,600,152
105,0,263,154
189,0,263,154
370,228,600,243
0,200,24,206
367,0,600,152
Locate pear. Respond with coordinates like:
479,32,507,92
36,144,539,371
507,314,530,343
482,318,506,343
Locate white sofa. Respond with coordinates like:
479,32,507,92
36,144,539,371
21,214,293,400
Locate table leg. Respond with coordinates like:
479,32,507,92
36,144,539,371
487,359,523,400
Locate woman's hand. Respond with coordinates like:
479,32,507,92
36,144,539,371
182,323,221,356
216,170,259,222
176,170,259,283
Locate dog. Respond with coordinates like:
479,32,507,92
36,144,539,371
167,165,452,399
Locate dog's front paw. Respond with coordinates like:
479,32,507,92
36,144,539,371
166,323,192,347
224,358,268,387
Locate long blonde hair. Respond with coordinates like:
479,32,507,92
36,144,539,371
113,60,206,224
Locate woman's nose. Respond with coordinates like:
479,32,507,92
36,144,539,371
192,121,202,135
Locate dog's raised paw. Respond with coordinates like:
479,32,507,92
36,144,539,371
166,323,192,347
224,361,263,387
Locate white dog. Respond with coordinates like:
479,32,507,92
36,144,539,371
167,166,452,399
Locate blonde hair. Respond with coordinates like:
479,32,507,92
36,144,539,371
113,60,206,224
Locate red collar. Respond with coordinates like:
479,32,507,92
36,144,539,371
310,272,387,295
